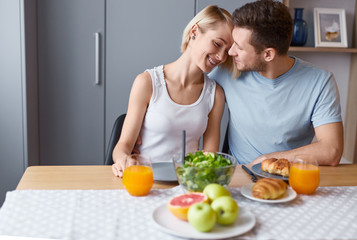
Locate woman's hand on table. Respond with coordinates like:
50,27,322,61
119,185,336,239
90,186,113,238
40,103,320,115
112,158,126,178
112,136,142,177
112,155,138,178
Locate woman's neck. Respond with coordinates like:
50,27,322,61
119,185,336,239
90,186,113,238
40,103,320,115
164,53,204,87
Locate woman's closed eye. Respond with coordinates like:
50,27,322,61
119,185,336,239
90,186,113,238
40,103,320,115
214,41,229,56
214,41,221,48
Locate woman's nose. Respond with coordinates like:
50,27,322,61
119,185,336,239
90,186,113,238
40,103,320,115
216,49,226,61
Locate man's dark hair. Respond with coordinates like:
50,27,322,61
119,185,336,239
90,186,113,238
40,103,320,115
232,0,293,55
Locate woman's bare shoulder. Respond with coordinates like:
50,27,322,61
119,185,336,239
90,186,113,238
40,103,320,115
132,71,153,90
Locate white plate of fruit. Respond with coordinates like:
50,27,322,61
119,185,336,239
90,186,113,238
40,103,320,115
152,184,256,239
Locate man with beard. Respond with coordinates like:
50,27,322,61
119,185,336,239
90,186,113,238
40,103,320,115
209,0,343,166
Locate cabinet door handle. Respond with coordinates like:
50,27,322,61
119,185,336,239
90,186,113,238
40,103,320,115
95,32,100,85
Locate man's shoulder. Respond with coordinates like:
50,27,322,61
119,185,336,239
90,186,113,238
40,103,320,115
208,66,234,83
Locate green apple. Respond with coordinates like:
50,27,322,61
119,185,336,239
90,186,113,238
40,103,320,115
203,183,230,202
187,202,216,232
211,196,239,225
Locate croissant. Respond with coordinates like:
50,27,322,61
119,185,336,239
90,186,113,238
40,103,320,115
252,178,287,200
261,158,291,177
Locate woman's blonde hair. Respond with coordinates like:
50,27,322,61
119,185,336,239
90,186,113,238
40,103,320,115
181,5,239,77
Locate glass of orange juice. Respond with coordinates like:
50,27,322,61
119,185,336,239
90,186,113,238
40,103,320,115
122,154,154,197
289,155,320,195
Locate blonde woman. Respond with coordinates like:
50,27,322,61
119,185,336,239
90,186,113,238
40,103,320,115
112,5,234,177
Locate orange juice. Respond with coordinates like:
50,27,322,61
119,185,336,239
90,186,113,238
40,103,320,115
122,165,154,196
289,163,320,195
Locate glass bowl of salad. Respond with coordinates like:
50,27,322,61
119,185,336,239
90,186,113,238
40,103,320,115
173,151,237,192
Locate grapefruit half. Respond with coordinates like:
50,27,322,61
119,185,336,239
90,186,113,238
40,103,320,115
167,192,208,221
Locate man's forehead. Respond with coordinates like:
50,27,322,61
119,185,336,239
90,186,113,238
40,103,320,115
233,27,252,34
232,27,252,42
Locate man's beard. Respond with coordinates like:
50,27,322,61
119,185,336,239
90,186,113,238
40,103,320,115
238,59,267,72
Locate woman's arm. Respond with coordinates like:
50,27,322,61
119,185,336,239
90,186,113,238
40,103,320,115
202,84,225,152
111,71,152,177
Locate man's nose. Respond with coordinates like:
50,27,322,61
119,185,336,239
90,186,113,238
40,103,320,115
228,45,235,56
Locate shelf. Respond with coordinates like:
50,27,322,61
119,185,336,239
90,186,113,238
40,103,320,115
289,47,357,53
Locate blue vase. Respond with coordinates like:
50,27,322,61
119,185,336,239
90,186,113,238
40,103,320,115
291,8,308,46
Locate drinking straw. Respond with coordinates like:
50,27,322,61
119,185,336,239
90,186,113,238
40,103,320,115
182,130,186,164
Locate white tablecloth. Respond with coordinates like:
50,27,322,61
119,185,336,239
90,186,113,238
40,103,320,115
0,186,356,240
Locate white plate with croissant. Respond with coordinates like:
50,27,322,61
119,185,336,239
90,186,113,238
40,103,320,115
241,182,297,203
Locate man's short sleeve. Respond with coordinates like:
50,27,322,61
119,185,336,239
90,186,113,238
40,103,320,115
311,73,342,127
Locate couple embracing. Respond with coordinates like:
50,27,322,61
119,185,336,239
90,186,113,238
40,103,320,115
112,0,343,177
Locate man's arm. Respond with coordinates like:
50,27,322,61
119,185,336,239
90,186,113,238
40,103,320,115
252,122,344,166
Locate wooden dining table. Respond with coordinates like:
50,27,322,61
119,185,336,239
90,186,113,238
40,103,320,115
16,163,357,190
1,163,356,240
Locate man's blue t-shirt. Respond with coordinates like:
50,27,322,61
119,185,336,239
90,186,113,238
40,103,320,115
209,57,342,164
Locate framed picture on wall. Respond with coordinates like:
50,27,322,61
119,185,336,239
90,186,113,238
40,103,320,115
314,8,347,48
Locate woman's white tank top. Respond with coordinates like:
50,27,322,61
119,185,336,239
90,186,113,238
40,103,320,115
138,65,216,163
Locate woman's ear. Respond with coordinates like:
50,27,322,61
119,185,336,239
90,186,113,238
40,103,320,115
191,24,198,39
263,48,276,62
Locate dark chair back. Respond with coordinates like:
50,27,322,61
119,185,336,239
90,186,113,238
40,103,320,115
105,114,126,165
221,123,229,154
